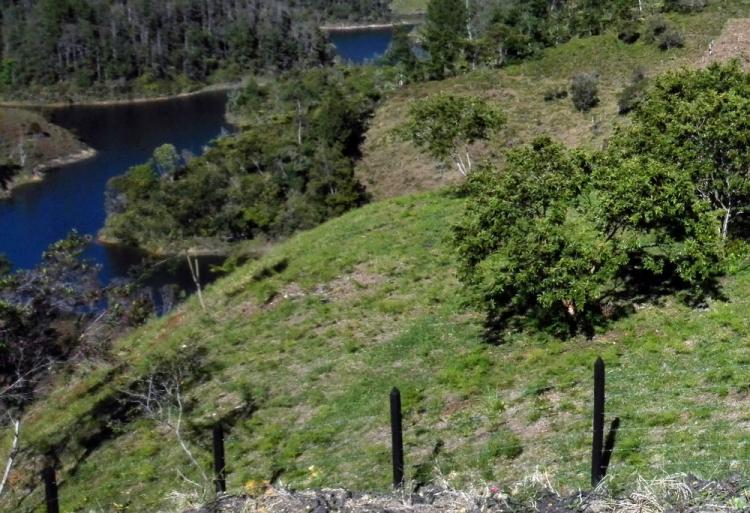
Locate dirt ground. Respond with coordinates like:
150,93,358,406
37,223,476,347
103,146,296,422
185,475,748,513
698,18,750,68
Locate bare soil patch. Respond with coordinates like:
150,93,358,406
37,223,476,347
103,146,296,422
698,18,750,68
315,266,386,302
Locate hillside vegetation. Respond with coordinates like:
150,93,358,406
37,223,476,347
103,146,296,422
0,0,390,102
7,3,750,513
8,189,750,512
357,0,745,199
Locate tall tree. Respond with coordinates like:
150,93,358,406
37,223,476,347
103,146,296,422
423,0,468,79
401,93,505,176
613,61,750,239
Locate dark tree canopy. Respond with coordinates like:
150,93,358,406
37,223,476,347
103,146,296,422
0,234,153,410
0,0,390,95
103,67,392,251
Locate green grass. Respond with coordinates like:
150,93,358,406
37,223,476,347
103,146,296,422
390,0,427,16
8,4,750,512
7,189,750,512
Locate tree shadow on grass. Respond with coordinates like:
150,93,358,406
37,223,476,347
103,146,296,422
481,264,726,345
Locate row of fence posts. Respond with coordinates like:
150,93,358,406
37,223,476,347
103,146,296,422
39,358,617,512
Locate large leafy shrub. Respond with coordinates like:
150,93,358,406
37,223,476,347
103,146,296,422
613,61,750,239
401,93,505,176
455,137,722,337
456,63,750,337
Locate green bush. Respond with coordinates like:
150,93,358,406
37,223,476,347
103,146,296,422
657,28,685,50
644,16,669,43
618,22,641,44
571,73,599,112
455,134,723,336
618,69,648,115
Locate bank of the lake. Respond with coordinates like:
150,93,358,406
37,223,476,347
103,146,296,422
0,81,242,109
0,107,95,198
0,91,233,283
320,21,414,31
5,147,98,193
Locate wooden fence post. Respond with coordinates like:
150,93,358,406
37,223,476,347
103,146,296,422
41,466,59,513
390,387,404,488
213,422,226,494
591,357,605,487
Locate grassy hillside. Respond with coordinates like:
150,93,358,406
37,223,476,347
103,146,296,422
358,1,748,199
6,189,750,512
8,4,750,513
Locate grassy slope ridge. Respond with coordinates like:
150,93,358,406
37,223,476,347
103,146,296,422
0,108,93,197
358,1,742,199
8,3,750,512
9,191,750,512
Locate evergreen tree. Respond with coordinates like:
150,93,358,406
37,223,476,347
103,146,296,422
384,26,417,78
423,0,468,79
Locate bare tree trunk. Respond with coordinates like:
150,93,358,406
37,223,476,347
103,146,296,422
297,100,303,146
186,253,206,311
452,149,473,177
0,418,20,498
722,208,731,240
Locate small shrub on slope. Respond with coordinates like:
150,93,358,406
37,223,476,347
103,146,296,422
570,73,599,112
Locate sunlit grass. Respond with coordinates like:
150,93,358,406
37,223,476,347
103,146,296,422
10,3,750,511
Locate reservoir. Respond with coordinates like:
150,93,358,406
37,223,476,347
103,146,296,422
0,91,233,283
330,27,395,64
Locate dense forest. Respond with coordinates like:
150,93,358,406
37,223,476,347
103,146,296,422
102,67,394,251
0,0,389,96
389,0,705,80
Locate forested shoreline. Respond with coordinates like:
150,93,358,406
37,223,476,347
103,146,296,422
101,67,394,253
0,0,390,101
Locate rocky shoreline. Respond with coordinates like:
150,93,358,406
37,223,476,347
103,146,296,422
320,21,414,32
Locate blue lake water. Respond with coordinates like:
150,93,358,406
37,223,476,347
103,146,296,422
0,25,401,284
0,91,232,283
330,28,394,64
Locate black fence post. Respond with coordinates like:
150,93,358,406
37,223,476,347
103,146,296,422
390,387,404,488
213,422,226,494
591,357,605,487
41,466,59,513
